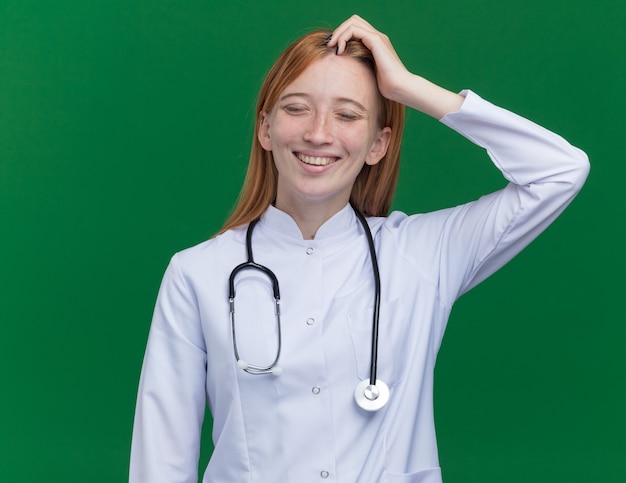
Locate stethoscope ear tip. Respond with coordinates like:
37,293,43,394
237,359,249,370
270,366,283,376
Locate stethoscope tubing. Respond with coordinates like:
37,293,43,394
351,203,381,387
228,219,282,375
228,204,389,409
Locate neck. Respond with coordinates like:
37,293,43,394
274,197,347,240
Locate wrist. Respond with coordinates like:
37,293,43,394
392,74,464,120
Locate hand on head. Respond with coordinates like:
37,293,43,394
328,15,464,119
327,15,411,104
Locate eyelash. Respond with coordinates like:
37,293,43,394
283,105,308,115
282,105,360,121
337,112,359,121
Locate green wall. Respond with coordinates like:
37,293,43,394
1,1,623,481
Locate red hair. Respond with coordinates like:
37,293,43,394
218,29,405,234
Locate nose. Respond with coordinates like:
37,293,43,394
303,113,333,145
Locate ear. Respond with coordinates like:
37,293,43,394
257,111,272,151
364,127,392,166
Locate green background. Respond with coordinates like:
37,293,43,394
1,0,623,481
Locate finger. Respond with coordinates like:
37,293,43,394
328,15,377,52
330,14,371,38
332,22,377,50
333,24,383,55
331,25,377,54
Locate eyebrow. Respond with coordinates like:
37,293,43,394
279,92,369,113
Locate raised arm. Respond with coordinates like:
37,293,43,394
329,15,589,305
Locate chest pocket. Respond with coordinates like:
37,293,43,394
347,298,407,387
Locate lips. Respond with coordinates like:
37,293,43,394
295,152,338,166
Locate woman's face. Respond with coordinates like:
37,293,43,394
258,54,391,216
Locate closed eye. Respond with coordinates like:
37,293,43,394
282,104,309,115
337,111,360,121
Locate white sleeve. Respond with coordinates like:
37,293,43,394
129,254,207,483
390,90,590,306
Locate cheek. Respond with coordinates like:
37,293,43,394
269,116,304,145
343,129,377,156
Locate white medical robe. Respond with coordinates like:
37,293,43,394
130,91,589,483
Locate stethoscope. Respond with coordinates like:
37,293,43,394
228,203,390,411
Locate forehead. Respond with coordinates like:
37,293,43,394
281,54,379,109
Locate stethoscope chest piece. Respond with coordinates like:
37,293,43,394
354,378,390,412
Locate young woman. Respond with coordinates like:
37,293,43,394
130,15,589,483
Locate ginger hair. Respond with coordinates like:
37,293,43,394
218,29,405,234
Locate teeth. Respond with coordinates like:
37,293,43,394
297,153,336,166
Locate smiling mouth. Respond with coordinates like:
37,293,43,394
296,152,338,166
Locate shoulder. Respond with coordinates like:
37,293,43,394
173,225,248,277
